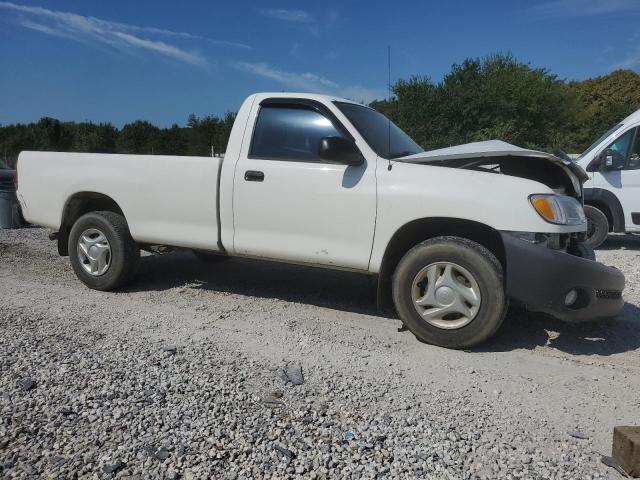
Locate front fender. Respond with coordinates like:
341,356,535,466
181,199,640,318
369,160,582,273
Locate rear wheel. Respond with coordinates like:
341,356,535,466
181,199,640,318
68,211,140,291
584,205,609,249
392,236,506,349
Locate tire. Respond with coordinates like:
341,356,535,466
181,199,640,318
584,205,609,249
68,211,140,291
192,250,231,263
392,236,506,349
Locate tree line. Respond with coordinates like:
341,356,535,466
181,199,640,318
372,54,640,153
0,112,235,168
2,53,640,168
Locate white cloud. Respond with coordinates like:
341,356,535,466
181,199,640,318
529,0,640,16
612,46,640,69
233,62,338,90
258,8,319,36
232,62,385,104
111,32,206,66
290,42,303,58
0,1,251,66
259,9,314,23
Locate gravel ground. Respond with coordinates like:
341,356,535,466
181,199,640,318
1,228,639,479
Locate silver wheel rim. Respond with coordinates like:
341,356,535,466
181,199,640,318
77,228,111,276
411,261,481,330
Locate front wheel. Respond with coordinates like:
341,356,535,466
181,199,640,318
68,211,140,291
392,236,506,349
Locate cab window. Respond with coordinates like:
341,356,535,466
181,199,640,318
250,105,345,161
628,128,640,170
604,128,635,170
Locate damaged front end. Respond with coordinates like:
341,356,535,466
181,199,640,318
398,140,590,255
396,140,624,320
398,140,587,200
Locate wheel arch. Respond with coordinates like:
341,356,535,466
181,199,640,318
57,192,125,256
376,217,506,311
583,188,624,233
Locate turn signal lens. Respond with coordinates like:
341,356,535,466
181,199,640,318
531,196,556,222
529,194,586,226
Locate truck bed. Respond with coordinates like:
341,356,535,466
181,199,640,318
17,152,223,251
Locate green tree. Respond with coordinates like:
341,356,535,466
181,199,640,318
72,122,118,153
152,124,188,155
30,117,74,151
568,70,640,150
116,120,159,154
186,112,235,156
375,53,579,151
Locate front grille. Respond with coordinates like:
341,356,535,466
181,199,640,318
595,289,622,300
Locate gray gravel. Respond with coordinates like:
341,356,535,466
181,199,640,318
2,228,640,479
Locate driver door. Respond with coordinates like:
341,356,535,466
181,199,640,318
598,127,640,231
232,100,377,270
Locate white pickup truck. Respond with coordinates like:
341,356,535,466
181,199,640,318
17,93,625,348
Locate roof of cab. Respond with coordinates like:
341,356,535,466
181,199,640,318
253,92,363,106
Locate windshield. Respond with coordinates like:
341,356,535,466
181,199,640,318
578,123,624,159
0,160,10,169
334,102,423,159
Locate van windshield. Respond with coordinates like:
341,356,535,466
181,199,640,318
334,102,423,159
578,123,624,159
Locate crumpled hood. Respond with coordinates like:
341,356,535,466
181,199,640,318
398,140,588,183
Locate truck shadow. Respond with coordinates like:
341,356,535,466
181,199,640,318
126,251,640,356
478,303,640,356
598,234,640,251
126,251,382,317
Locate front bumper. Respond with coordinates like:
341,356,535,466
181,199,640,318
501,233,625,322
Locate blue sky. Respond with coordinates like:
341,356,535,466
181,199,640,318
1,0,640,127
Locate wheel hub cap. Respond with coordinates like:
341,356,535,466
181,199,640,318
77,228,111,276
411,262,482,330
435,286,455,305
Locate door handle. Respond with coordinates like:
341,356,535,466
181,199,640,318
244,170,264,182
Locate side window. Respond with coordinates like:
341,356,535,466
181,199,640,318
628,128,640,170
250,106,345,161
605,128,634,170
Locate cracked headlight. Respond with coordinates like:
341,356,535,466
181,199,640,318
529,194,586,226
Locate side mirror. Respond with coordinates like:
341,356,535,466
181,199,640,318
318,136,363,166
599,148,626,171
586,156,601,172
601,149,615,171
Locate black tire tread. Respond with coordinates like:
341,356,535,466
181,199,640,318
584,205,609,249
68,211,140,291
392,236,506,349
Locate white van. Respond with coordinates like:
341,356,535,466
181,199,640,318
576,109,640,247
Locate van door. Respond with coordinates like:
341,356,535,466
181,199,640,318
598,127,640,231
231,99,377,270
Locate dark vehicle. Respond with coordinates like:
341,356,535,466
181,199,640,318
0,159,22,228
0,160,16,191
